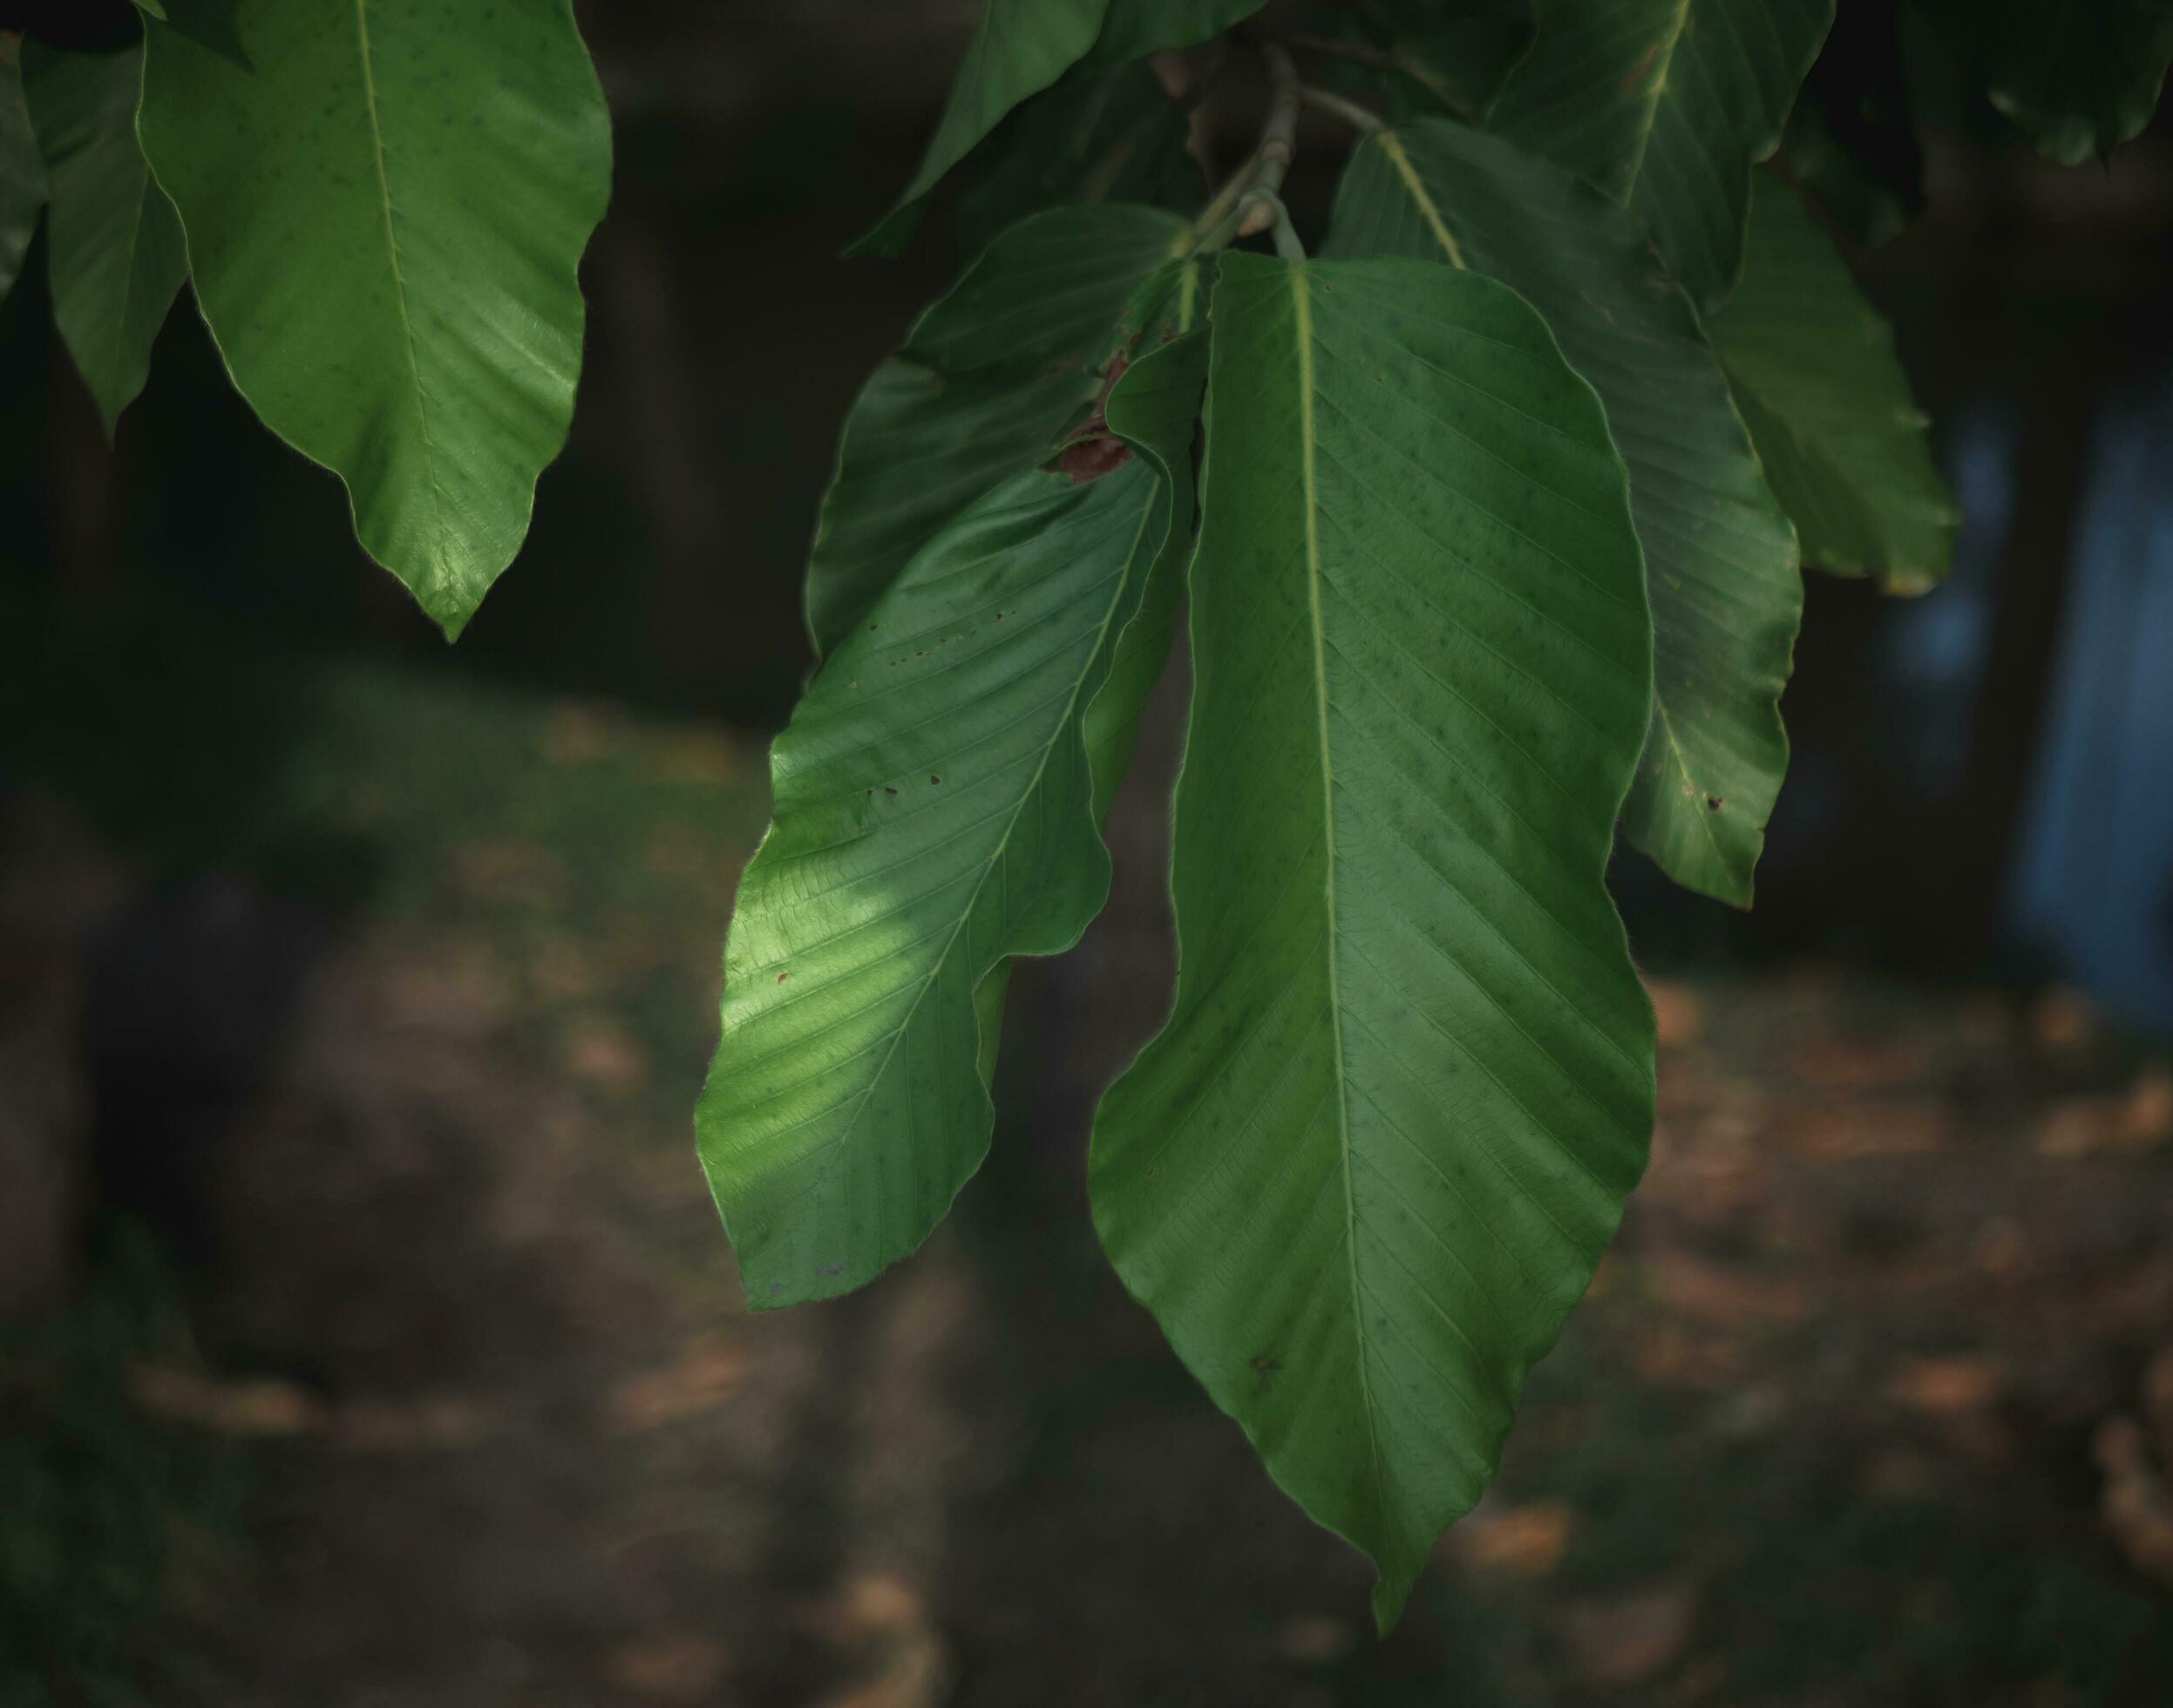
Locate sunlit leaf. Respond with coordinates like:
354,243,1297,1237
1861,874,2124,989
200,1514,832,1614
806,204,1191,656
1490,0,1832,311
136,0,611,637
700,331,1207,1309
1091,254,1654,1631
1918,0,2173,165
1707,175,1955,591
21,40,187,436
1329,119,1798,905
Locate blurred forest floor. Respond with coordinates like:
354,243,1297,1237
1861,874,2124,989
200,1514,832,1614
4,590,2173,1707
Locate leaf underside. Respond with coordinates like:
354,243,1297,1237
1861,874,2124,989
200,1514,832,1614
1090,254,1655,1632
22,40,187,437
136,0,612,637
1329,119,1800,905
1489,0,1834,313
1707,175,1956,592
701,329,1207,1311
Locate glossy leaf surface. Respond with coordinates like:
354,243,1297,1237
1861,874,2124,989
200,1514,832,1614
702,332,1206,1311
806,203,1189,657
1091,254,1655,1630
1491,0,1832,311
1328,119,1798,905
0,37,43,310
1918,0,2173,165
1708,175,1954,591
136,0,611,637
22,40,187,435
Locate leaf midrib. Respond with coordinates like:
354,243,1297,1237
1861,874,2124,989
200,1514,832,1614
1289,263,1389,1529
354,0,452,587
787,484,1159,1230
1619,0,1696,194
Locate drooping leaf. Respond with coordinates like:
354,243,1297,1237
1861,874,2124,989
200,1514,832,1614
0,37,44,311
806,203,1191,657
1328,119,1798,905
848,0,1111,258
950,60,1200,265
1489,0,1833,312
1707,174,1954,591
1090,254,1655,1630
21,40,187,436
1085,0,1270,66
699,331,1207,1310
135,0,612,638
1918,0,2173,165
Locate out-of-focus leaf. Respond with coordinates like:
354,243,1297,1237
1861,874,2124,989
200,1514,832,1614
1490,0,1833,312
1368,0,1537,120
1707,175,1955,591
1783,0,1922,252
0,37,44,310
1329,119,1798,905
1091,254,1654,1632
135,0,612,637
806,204,1191,656
1918,0,2173,164
698,332,1206,1310
21,39,186,435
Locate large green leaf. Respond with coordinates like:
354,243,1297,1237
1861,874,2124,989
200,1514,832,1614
1918,0,2173,165
701,329,1206,1310
21,40,187,436
1348,0,1538,122
0,37,44,311
849,0,1110,258
1328,119,1798,905
1490,0,1832,311
1707,175,1954,590
1091,254,1654,1630
136,0,611,638
806,204,1191,657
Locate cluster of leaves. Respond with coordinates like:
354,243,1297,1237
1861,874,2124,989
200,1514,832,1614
0,0,610,636
696,0,2170,1630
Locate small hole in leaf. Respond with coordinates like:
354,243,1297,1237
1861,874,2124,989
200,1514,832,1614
1706,795,1724,811
930,775,942,785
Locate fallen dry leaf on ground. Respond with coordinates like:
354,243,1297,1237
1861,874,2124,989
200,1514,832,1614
1564,1583,1699,1687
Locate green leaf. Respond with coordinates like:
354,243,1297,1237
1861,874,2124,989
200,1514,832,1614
21,40,187,437
848,0,1111,258
1707,175,1955,591
1090,254,1655,1631
1918,0,2173,165
949,60,1199,266
699,330,1207,1310
1328,119,1798,905
1489,0,1833,312
1085,0,1269,66
806,204,1191,657
0,37,44,311
1356,0,1538,121
135,0,611,639
132,2,169,20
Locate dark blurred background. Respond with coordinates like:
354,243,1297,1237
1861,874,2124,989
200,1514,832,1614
3,2,2172,1704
